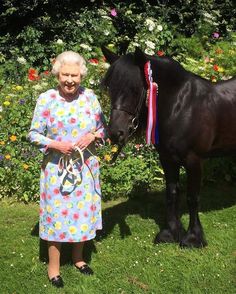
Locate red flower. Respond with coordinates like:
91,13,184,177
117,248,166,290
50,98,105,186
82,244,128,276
84,211,88,217
46,217,52,223
28,68,39,81
213,64,219,71
47,194,51,200
70,118,76,124
88,58,99,64
39,208,43,215
157,50,165,56
59,233,66,240
82,235,88,241
53,188,60,194
41,192,46,200
90,204,96,211
61,209,68,216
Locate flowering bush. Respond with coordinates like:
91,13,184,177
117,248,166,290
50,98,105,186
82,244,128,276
0,3,236,202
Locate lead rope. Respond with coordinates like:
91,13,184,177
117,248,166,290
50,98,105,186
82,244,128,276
58,146,95,188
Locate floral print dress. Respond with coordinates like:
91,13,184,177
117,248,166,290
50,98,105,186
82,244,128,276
28,87,105,242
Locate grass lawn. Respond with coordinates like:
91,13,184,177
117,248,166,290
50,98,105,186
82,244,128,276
0,182,235,294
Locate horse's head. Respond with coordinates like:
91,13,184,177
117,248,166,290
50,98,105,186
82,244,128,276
101,47,148,146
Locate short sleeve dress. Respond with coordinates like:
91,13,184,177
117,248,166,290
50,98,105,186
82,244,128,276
28,87,106,242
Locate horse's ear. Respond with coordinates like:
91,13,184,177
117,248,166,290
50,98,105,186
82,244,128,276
101,46,119,64
134,47,147,68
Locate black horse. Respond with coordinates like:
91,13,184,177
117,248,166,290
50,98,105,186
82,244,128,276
101,46,236,248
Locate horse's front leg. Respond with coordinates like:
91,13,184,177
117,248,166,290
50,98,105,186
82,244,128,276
180,153,207,248
154,154,184,244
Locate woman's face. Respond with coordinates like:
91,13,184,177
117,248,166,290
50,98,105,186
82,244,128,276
58,63,81,97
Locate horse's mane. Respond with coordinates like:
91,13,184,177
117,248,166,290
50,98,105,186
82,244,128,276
101,53,142,99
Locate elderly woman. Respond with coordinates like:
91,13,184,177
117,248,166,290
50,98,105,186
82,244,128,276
28,51,106,288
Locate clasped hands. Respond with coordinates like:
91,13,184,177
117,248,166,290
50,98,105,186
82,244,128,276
50,133,95,155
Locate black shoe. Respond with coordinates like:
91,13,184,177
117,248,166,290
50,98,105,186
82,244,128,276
49,275,64,288
75,264,94,275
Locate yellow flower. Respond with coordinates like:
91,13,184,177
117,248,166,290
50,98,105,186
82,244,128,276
81,224,88,232
108,43,115,48
218,67,224,73
15,85,23,91
111,146,118,153
3,101,10,106
91,216,97,223
69,106,76,114
48,228,54,235
9,135,17,142
56,109,65,116
46,205,52,213
69,226,77,235
71,129,79,137
5,154,11,160
77,201,84,209
54,221,62,230
54,199,61,207
67,202,73,209
104,154,111,162
80,121,87,129
85,193,92,202
23,164,29,170
50,175,57,184
0,141,5,145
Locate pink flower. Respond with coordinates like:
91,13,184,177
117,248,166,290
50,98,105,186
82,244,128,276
46,217,52,223
110,8,117,17
53,188,60,194
61,209,68,216
73,213,79,220
42,109,50,118
212,32,220,39
70,117,76,124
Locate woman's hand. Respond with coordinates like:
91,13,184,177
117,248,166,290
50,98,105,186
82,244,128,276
48,141,74,155
74,133,95,151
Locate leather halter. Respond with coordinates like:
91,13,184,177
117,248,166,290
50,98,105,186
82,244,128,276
111,87,146,138
110,88,146,163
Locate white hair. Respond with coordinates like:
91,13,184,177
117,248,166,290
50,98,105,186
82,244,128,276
51,51,87,78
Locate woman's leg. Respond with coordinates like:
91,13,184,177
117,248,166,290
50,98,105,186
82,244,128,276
48,241,61,279
72,241,85,267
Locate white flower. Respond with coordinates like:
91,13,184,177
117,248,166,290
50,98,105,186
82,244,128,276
56,39,63,45
17,57,27,65
80,44,92,51
89,79,95,85
145,48,155,55
104,30,110,36
145,40,155,49
146,19,155,31
157,25,163,32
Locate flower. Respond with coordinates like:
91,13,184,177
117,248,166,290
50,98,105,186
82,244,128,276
19,99,25,105
56,39,63,45
80,43,92,51
88,58,99,65
145,40,155,49
111,146,118,153
3,101,10,106
157,50,165,56
15,85,23,91
157,25,163,32
23,164,29,170
213,64,219,71
0,141,5,145
104,154,111,161
28,68,39,81
212,32,220,39
9,135,17,142
110,8,117,17
5,154,11,160
17,57,27,65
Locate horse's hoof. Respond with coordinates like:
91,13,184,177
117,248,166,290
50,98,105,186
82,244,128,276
180,233,207,248
154,229,177,244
